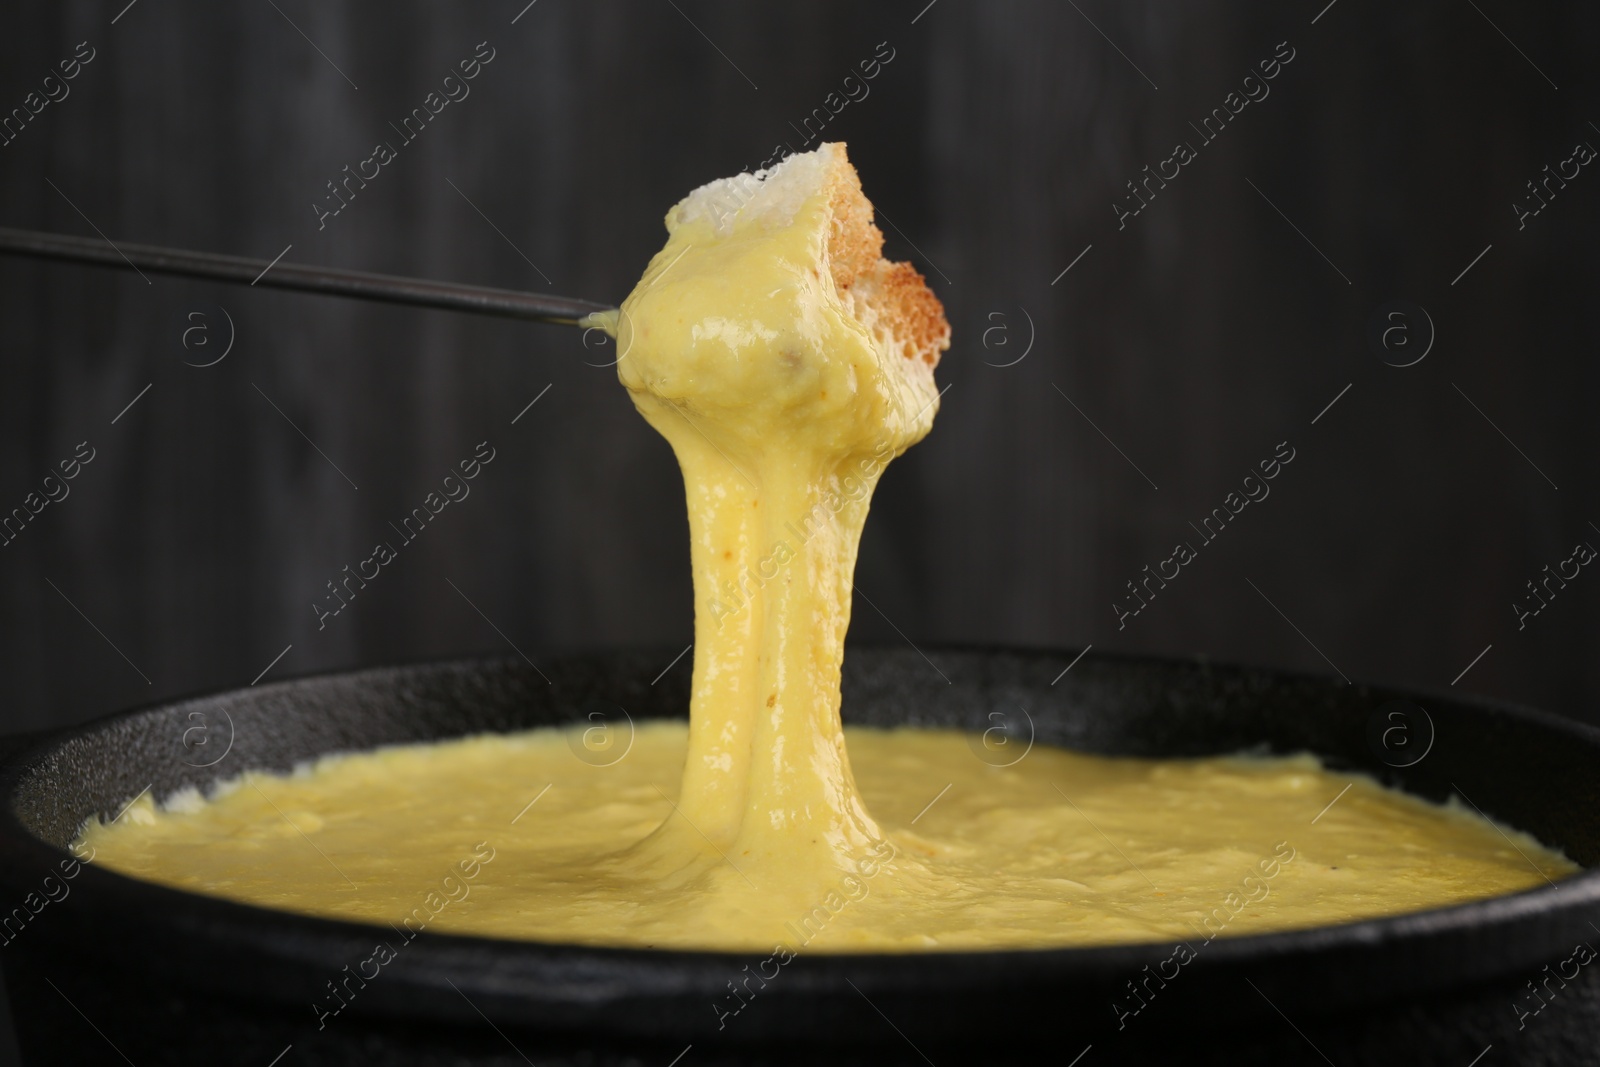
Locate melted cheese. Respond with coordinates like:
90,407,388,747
76,143,1576,951
82,725,1572,950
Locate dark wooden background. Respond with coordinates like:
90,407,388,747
0,0,1596,1058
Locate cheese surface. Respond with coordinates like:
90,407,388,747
81,723,1572,950
75,143,1576,951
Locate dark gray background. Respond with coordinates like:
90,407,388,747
0,1,1595,1061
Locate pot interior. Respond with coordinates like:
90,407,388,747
10,646,1598,867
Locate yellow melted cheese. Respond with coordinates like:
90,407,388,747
77,144,1576,951
82,724,1571,951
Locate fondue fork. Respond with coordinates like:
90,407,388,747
0,225,615,328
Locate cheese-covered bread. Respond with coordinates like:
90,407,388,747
665,141,950,367
616,142,948,463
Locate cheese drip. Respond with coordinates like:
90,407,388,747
604,143,946,910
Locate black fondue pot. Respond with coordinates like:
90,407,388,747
0,647,1596,1066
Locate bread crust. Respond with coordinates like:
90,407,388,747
823,144,950,368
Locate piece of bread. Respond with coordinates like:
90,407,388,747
667,142,950,369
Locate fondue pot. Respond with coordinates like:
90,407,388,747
1,647,1596,1065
